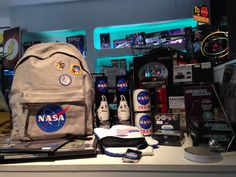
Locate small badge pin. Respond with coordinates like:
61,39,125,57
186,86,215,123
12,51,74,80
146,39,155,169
59,74,72,86
70,64,82,75
55,61,65,70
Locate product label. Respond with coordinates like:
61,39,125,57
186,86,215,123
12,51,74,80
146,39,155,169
96,79,108,93
139,114,152,129
137,91,150,105
117,78,128,93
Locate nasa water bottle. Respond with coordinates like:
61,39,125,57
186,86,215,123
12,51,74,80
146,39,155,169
133,89,153,135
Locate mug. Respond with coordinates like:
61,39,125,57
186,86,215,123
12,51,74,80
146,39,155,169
133,89,151,112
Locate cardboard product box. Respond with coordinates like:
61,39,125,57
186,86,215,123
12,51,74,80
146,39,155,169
152,113,185,146
173,64,193,83
173,62,213,84
115,75,132,125
192,62,213,83
152,130,185,146
184,84,215,128
153,113,180,132
94,76,111,128
168,95,186,131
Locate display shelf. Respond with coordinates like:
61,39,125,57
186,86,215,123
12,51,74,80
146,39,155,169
94,18,197,50
0,136,236,177
95,55,135,73
22,29,87,57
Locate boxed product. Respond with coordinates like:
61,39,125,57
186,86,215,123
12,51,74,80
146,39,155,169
115,75,131,125
152,113,184,146
94,76,111,128
153,113,180,131
173,62,213,83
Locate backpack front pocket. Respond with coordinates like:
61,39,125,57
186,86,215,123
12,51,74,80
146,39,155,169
21,91,86,140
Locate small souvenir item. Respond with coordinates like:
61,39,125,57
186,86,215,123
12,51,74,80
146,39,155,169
122,149,142,163
117,95,130,122
96,95,110,128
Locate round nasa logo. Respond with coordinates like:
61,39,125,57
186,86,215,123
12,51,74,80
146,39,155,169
70,64,82,75
137,91,150,105
139,114,152,129
59,74,72,86
117,79,128,93
96,79,108,93
36,105,68,133
126,152,138,159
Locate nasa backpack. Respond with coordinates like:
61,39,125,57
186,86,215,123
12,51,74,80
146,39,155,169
9,42,94,141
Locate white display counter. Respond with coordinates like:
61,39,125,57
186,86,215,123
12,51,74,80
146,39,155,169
0,136,236,177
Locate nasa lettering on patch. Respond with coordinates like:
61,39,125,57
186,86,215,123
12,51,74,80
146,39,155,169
96,79,108,93
116,77,128,93
36,105,68,133
122,149,142,163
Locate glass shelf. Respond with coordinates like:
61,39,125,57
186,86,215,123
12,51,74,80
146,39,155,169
95,55,135,73
94,18,197,50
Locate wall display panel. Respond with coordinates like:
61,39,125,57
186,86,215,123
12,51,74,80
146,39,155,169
95,55,134,73
22,29,87,57
93,18,197,50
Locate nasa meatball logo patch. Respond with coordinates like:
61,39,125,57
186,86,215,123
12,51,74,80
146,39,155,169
36,105,70,133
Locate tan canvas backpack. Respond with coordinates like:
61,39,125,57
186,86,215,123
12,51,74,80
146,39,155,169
9,42,94,141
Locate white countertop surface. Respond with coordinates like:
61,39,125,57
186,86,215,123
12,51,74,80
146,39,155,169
0,136,236,174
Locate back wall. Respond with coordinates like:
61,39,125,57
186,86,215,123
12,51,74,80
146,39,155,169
9,0,209,71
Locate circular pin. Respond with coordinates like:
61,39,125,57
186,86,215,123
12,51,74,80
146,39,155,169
70,64,82,75
55,61,65,70
59,74,72,86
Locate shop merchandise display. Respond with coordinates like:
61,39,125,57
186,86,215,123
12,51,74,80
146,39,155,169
94,125,158,157
1,20,236,165
9,42,94,141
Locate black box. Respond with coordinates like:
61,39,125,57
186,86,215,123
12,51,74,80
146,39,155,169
133,55,173,89
152,130,185,146
173,62,213,84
